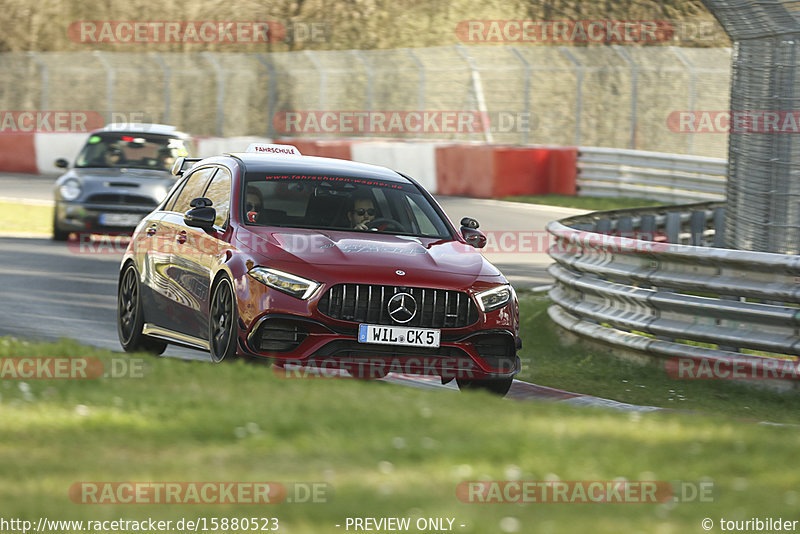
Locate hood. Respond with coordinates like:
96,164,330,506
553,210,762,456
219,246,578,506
68,167,175,182
236,227,503,285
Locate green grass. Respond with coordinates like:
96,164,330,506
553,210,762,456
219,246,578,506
503,194,666,211
517,294,800,424
0,201,53,235
2,311,800,533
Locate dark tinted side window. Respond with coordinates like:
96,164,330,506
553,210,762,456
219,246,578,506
203,167,232,228
170,167,217,213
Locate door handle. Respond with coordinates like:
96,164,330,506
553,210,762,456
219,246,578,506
176,230,187,244
146,224,157,237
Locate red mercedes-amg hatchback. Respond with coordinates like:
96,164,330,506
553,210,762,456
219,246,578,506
117,144,520,394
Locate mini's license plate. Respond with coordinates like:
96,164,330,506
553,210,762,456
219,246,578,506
99,213,142,227
358,324,440,348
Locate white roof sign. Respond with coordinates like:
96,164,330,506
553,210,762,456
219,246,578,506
245,143,302,156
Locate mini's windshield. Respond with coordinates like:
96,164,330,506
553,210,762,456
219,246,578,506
75,133,191,171
242,173,452,239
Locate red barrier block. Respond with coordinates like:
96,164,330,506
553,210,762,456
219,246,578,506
0,133,37,173
277,139,352,161
435,144,577,198
546,147,578,195
435,144,494,197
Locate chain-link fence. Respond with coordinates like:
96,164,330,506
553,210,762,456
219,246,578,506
0,45,731,157
701,0,800,253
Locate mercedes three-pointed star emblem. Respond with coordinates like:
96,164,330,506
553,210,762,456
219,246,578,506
387,292,417,324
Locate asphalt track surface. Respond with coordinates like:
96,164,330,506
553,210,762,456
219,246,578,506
0,173,591,399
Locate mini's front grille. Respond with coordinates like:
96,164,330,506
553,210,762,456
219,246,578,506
253,319,308,352
85,193,157,206
318,284,479,328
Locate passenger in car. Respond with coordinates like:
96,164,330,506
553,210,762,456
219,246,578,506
245,186,263,223
103,145,124,167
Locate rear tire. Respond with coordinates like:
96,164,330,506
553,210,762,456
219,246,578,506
457,376,514,396
209,276,239,363
117,263,167,355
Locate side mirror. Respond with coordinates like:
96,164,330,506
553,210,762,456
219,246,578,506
461,227,487,249
185,198,216,231
460,217,480,229
190,197,213,208
55,158,69,169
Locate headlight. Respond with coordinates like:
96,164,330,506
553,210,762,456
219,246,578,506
476,284,513,313
59,178,82,201
248,267,320,300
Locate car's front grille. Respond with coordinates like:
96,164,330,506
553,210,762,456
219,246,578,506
85,193,158,207
318,284,479,328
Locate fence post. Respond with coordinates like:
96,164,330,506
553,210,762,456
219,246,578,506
455,45,493,143
304,50,326,110
27,52,49,111
509,47,531,145
613,46,638,150
671,47,696,155
351,50,373,112
202,52,225,136
93,51,115,124
151,53,171,124
559,47,583,147
405,48,426,111
256,53,278,137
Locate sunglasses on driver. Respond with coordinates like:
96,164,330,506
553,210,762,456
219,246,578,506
351,208,376,216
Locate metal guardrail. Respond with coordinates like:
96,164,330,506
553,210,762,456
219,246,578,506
546,202,800,386
576,147,727,203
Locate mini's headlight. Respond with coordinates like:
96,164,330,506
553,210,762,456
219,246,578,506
59,178,82,201
476,284,512,313
248,267,320,300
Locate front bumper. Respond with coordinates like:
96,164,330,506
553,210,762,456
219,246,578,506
241,314,520,380
55,201,154,233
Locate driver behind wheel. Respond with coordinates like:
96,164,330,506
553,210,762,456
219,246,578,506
347,196,376,230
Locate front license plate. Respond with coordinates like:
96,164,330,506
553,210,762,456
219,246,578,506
99,213,142,227
358,324,440,348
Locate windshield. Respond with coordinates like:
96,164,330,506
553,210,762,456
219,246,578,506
75,132,192,171
242,173,453,239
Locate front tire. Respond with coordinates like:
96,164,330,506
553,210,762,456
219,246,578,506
457,376,514,396
52,212,70,242
209,276,239,363
117,263,167,355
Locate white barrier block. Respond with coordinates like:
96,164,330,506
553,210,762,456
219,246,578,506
34,133,87,174
196,136,273,158
351,141,438,193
